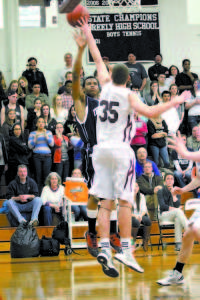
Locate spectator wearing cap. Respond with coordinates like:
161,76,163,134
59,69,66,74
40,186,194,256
1,90,24,131
60,80,73,110
148,54,169,81
124,52,148,93
25,81,49,110
22,57,48,95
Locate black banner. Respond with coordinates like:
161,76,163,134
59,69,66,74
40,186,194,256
88,12,160,62
86,0,158,7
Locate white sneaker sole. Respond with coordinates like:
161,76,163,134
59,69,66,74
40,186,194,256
114,253,144,273
156,278,185,286
97,253,119,278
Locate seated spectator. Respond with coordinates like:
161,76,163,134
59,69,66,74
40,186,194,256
0,133,8,197
17,76,29,108
135,147,160,179
26,98,42,133
185,79,200,135
147,114,170,168
158,73,174,94
172,134,193,188
175,58,198,94
124,52,148,93
1,90,24,131
70,126,83,169
58,53,73,87
57,71,72,94
148,54,169,81
28,117,54,194
161,91,180,136
130,112,147,154
7,123,31,183
170,83,184,125
60,80,73,110
22,57,48,95
50,94,68,124
145,81,162,106
137,161,163,220
6,164,42,227
41,104,57,135
53,122,71,183
25,81,49,110
0,109,16,151
157,173,188,251
131,182,152,251
71,168,87,222
41,172,64,226
187,125,200,151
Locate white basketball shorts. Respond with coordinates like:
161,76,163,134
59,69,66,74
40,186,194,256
89,143,135,203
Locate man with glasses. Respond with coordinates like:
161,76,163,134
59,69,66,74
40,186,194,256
22,57,49,96
25,81,50,110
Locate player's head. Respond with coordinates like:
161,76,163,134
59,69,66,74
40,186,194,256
111,64,129,85
82,76,100,98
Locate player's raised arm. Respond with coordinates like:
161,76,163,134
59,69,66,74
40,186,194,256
129,90,191,119
72,30,87,122
79,18,110,87
168,131,200,162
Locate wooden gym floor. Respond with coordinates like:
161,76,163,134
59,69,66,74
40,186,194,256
0,245,200,300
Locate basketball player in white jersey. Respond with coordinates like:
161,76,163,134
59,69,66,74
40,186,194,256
78,19,190,278
157,132,200,286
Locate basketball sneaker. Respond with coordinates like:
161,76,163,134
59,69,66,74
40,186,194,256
97,250,119,278
110,233,122,253
157,270,184,286
114,249,144,273
85,231,99,258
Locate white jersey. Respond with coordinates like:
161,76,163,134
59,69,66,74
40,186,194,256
96,82,136,145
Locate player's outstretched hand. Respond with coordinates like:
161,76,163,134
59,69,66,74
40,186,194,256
168,131,188,158
172,186,183,195
77,17,91,36
73,28,87,49
175,90,191,105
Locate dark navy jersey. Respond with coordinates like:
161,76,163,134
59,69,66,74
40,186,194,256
76,96,99,149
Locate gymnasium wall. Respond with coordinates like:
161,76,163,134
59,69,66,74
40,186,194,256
0,0,200,101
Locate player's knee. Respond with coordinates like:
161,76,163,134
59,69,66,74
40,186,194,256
87,194,98,210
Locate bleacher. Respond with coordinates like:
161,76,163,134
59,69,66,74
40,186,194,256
0,191,195,253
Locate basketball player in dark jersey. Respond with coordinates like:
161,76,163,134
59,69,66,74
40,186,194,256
72,32,121,257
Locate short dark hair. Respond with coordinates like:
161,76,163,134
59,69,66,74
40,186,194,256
64,80,72,86
154,53,163,59
34,98,42,104
32,81,40,87
112,64,129,85
182,59,190,66
161,90,171,97
82,76,99,88
28,57,37,64
164,172,174,181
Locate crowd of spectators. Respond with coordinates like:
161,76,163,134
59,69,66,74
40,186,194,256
0,52,199,250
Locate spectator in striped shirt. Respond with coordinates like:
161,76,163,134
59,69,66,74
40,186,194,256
60,80,73,110
28,117,54,194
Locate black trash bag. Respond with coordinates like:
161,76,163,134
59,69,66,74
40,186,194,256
10,223,40,258
40,236,60,256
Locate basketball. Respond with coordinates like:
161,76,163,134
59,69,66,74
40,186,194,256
66,4,90,27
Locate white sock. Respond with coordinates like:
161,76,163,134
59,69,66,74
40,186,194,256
121,238,131,251
100,238,111,254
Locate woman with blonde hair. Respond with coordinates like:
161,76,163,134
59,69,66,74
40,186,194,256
18,76,29,107
41,172,64,225
50,94,68,124
0,71,6,90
